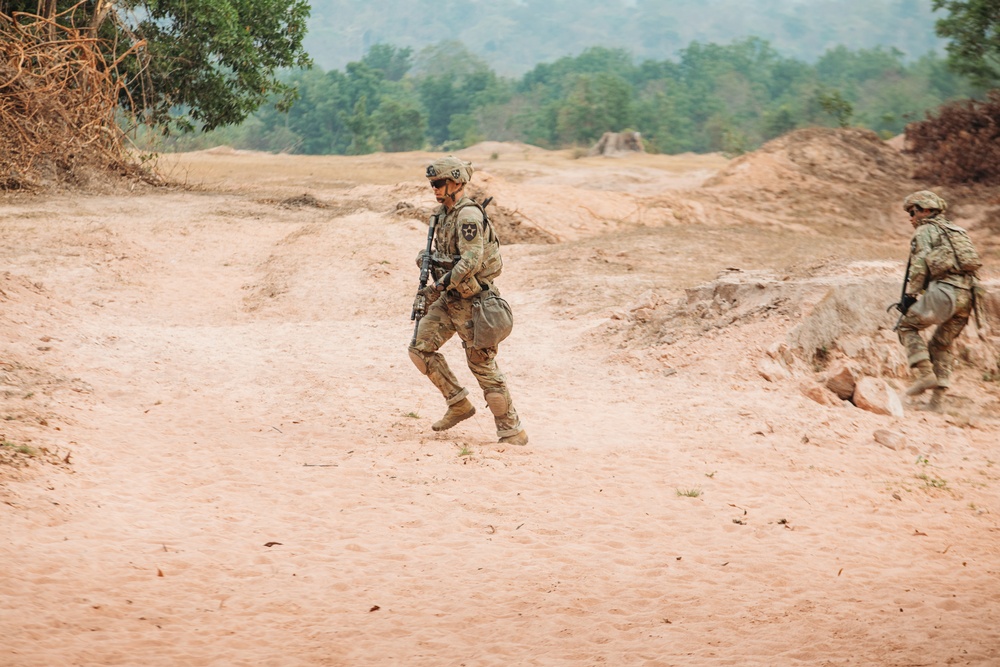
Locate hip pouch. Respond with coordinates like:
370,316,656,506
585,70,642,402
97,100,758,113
909,280,957,327
471,288,513,349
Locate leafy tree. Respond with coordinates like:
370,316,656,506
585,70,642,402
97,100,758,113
362,44,414,82
762,106,798,139
1,0,311,133
816,89,854,127
151,33,982,158
414,43,508,148
816,46,907,90
374,97,426,151
933,0,1000,87
280,68,352,154
554,73,633,144
341,96,378,154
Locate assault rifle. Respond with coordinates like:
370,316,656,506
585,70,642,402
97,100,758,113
887,254,916,331
410,213,440,346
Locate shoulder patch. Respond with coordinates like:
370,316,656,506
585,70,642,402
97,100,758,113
461,222,478,242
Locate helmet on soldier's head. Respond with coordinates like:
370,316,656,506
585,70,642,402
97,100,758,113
903,190,947,213
425,156,474,184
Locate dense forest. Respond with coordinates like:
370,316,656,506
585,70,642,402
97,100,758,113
157,38,981,156
302,0,946,76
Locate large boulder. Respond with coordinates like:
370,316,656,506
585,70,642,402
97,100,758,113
588,131,645,157
852,377,904,417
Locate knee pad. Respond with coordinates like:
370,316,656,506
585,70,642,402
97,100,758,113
408,348,428,374
485,392,508,417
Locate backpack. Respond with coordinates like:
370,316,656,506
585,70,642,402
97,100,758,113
455,196,501,247
924,222,982,279
456,197,513,348
453,196,503,270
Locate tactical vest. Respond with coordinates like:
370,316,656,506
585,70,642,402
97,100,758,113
923,218,982,281
436,198,503,296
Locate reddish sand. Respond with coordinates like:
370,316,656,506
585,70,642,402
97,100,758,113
2,136,999,666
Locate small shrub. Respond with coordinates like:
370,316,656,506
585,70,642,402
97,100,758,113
906,91,1000,185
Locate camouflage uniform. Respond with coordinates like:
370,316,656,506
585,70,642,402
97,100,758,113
408,165,524,441
897,192,977,396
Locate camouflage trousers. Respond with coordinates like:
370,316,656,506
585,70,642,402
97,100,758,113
897,281,973,389
408,293,522,438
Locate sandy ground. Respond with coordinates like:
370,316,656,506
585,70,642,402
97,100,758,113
2,138,1000,666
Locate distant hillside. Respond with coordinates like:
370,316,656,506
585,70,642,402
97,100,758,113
304,0,947,75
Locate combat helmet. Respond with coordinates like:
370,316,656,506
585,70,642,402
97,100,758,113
903,190,947,213
425,156,474,184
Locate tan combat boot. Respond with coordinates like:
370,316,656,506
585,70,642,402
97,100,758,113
432,397,476,431
927,388,947,411
905,360,938,396
499,429,528,446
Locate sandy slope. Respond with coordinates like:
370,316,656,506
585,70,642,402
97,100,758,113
2,138,999,667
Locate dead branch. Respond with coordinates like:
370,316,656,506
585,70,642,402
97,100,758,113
1,9,149,189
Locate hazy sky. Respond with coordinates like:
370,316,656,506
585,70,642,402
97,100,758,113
302,0,948,74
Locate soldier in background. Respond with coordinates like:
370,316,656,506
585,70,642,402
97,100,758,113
897,190,981,410
408,156,528,445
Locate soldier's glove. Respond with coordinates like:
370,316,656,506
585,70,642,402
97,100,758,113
412,292,426,319
887,294,918,315
419,283,442,307
415,250,429,269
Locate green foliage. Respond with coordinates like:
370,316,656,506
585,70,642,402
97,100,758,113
555,73,633,145
362,44,414,82
816,89,855,127
156,36,983,156
2,0,312,133
138,0,312,132
374,98,426,152
933,0,1000,88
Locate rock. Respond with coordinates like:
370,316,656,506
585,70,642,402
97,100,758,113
758,357,789,382
766,341,795,366
840,337,872,359
632,307,655,322
686,285,715,304
588,131,644,156
873,429,906,450
799,381,835,405
630,290,661,312
825,361,858,400
852,377,904,417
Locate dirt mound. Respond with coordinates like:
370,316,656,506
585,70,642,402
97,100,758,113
604,261,1000,407
455,141,550,161
708,127,911,188
467,184,558,244
700,128,915,237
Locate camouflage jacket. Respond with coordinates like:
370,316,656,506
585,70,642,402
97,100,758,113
433,196,502,298
906,214,975,293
